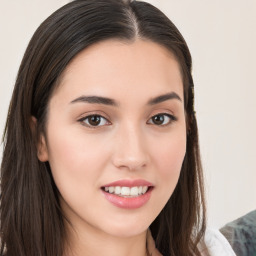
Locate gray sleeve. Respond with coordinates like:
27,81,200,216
220,210,256,256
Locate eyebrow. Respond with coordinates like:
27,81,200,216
148,92,182,105
70,92,182,106
70,95,118,106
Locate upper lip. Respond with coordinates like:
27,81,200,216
102,179,153,188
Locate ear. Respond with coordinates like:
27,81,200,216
30,116,49,162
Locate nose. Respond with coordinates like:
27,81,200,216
112,124,149,171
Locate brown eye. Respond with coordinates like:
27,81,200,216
148,113,177,126
152,115,165,125
81,115,109,127
88,115,101,126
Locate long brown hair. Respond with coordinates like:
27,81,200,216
0,0,206,255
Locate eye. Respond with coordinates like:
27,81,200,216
147,113,177,126
79,115,110,128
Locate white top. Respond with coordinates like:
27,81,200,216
199,228,237,256
147,228,236,256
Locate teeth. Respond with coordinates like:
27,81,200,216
130,187,139,196
114,186,121,194
103,186,149,197
108,187,115,193
121,187,130,196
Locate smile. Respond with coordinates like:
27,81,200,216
103,186,149,197
101,179,153,209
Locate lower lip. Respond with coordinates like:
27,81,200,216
102,188,153,209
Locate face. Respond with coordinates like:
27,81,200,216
38,39,186,239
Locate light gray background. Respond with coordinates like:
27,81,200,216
0,0,255,228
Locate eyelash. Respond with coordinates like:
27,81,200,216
78,114,110,128
78,113,177,129
147,113,177,126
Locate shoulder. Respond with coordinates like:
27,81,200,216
198,228,237,256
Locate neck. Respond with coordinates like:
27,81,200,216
63,221,148,256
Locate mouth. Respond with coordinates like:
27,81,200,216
101,180,154,209
101,186,152,198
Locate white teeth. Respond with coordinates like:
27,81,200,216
103,186,149,197
121,187,130,196
142,186,148,194
130,186,139,196
108,186,115,193
114,186,121,194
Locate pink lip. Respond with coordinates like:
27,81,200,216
101,179,153,209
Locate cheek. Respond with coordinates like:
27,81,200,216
48,126,105,165
46,131,111,218
147,130,186,218
152,131,186,188
162,142,185,174
46,129,109,192
156,135,186,171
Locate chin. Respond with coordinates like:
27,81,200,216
101,218,151,238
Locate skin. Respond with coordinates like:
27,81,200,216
37,39,187,256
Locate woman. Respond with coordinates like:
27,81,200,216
0,0,235,255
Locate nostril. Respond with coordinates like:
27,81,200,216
112,155,148,171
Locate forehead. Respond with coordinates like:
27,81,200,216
53,39,184,103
